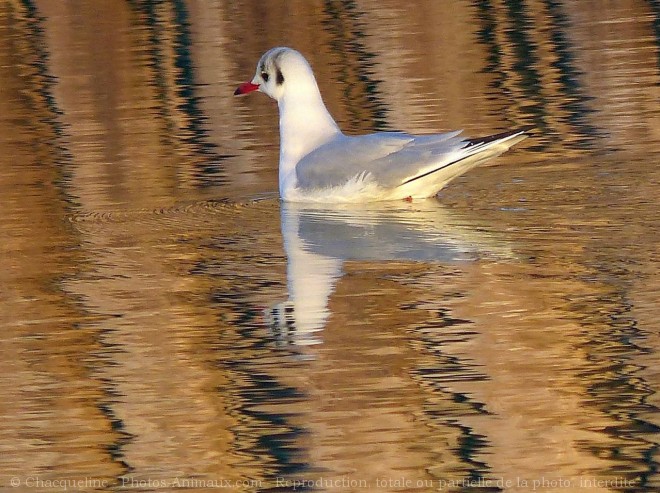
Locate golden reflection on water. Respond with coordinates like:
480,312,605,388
0,0,658,492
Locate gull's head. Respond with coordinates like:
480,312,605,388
234,47,317,102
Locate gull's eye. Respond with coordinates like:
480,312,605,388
261,72,269,82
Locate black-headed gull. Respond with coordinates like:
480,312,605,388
235,47,530,203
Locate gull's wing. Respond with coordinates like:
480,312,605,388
295,131,462,189
295,129,529,191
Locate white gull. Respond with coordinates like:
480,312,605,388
235,47,530,203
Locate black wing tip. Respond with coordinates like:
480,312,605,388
514,125,536,137
466,126,535,147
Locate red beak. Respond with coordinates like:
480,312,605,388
234,81,260,96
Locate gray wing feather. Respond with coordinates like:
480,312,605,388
296,131,466,190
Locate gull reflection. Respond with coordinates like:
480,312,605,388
266,200,514,346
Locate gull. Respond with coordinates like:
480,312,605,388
235,47,531,203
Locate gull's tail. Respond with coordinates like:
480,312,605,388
399,126,533,195
465,126,534,148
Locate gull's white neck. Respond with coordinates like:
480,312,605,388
277,80,340,197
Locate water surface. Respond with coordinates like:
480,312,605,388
1,1,659,492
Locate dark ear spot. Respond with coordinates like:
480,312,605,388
276,68,284,85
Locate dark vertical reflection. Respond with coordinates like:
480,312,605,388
196,238,309,482
503,0,545,124
475,0,506,90
410,306,496,488
542,0,600,146
0,0,126,482
650,0,660,71
128,0,230,187
478,0,547,132
474,0,600,149
571,272,660,487
322,0,390,132
2,0,68,175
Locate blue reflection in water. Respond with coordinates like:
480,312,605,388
131,0,231,186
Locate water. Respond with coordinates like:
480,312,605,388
1,1,659,492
